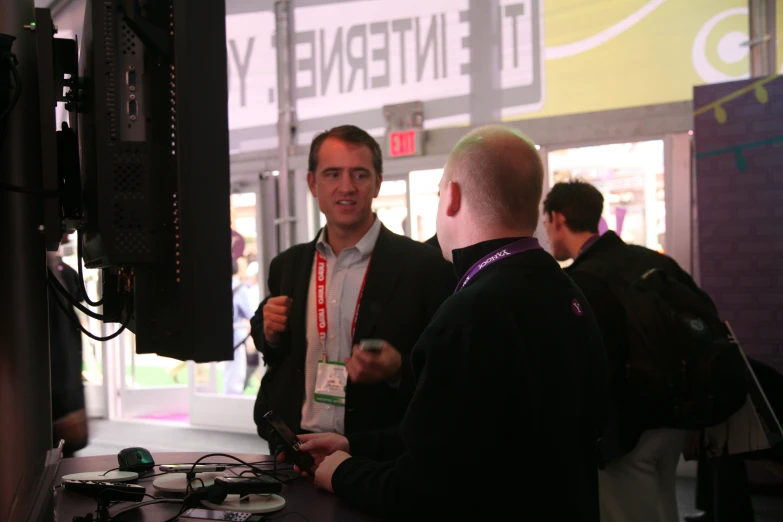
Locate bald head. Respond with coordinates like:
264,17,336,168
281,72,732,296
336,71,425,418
443,125,544,231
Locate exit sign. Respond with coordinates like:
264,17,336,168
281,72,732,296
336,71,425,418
388,130,418,157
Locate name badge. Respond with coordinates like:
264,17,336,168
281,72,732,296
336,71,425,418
314,361,347,407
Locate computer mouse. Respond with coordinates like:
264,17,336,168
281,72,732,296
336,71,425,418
117,447,155,473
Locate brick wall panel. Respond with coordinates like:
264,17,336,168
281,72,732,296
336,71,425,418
694,76,783,374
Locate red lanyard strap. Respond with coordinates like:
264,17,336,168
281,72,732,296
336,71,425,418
315,251,371,355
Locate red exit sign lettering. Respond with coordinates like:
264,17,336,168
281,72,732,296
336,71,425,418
389,130,417,157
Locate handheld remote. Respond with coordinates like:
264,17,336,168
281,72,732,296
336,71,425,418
206,476,283,504
263,411,315,472
62,480,147,502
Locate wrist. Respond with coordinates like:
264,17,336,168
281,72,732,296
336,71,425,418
385,355,402,385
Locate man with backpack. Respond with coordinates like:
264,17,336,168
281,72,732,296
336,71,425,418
543,180,746,522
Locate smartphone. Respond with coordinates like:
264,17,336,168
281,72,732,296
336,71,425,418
262,410,314,472
359,339,384,351
159,464,226,473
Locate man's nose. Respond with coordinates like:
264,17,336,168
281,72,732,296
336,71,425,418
337,172,356,192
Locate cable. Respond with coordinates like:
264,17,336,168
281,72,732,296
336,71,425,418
48,282,133,342
186,477,205,493
48,269,110,321
100,467,120,476
186,454,299,484
135,472,167,480
77,231,105,306
107,498,183,521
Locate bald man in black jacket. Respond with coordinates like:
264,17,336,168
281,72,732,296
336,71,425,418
284,126,608,521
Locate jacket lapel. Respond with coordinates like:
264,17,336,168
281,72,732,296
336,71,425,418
287,237,318,360
352,226,403,343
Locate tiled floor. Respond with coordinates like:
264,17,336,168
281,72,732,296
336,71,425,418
75,419,782,521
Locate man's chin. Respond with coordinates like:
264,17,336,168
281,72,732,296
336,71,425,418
327,211,371,230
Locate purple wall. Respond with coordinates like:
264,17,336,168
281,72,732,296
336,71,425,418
694,76,783,374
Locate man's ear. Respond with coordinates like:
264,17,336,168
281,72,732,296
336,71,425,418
307,171,317,198
373,173,383,198
445,180,461,217
553,211,567,231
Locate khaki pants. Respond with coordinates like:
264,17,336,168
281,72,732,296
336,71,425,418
599,428,686,522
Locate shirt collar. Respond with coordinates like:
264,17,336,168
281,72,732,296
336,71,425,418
452,237,529,279
577,234,601,258
317,214,382,258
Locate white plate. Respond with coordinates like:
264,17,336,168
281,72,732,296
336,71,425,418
201,494,286,513
62,471,139,483
152,472,224,493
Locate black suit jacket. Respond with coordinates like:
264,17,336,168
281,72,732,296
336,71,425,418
332,238,608,521
250,225,456,443
566,231,717,453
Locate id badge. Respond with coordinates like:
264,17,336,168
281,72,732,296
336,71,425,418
314,361,347,407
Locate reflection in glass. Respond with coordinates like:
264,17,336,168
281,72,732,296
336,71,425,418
409,169,443,242
548,141,665,252
226,192,263,397
373,180,408,235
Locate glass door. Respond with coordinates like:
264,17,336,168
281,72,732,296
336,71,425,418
408,169,443,242
59,234,108,419
116,333,190,422
547,141,666,253
187,190,262,434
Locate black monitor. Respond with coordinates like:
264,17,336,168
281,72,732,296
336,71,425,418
1,1,232,518
72,0,233,361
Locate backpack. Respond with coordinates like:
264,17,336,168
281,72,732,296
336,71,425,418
572,257,747,430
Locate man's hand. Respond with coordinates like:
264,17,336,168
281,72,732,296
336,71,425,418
263,296,292,344
345,341,402,384
314,451,351,493
275,432,349,474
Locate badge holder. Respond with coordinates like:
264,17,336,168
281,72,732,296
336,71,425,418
314,350,348,407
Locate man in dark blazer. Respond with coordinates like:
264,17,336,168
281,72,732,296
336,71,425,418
250,125,455,453
287,126,608,521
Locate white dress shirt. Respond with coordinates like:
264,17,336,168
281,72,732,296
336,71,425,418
300,217,382,434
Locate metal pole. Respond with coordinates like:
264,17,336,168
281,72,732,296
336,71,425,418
274,0,296,252
748,0,776,77
0,1,54,521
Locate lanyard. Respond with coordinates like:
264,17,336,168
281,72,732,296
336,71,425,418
315,251,371,361
454,237,542,293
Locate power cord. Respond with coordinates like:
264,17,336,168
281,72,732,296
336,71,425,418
47,269,111,321
77,230,105,307
106,498,184,522
48,278,133,342
185,453,301,488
